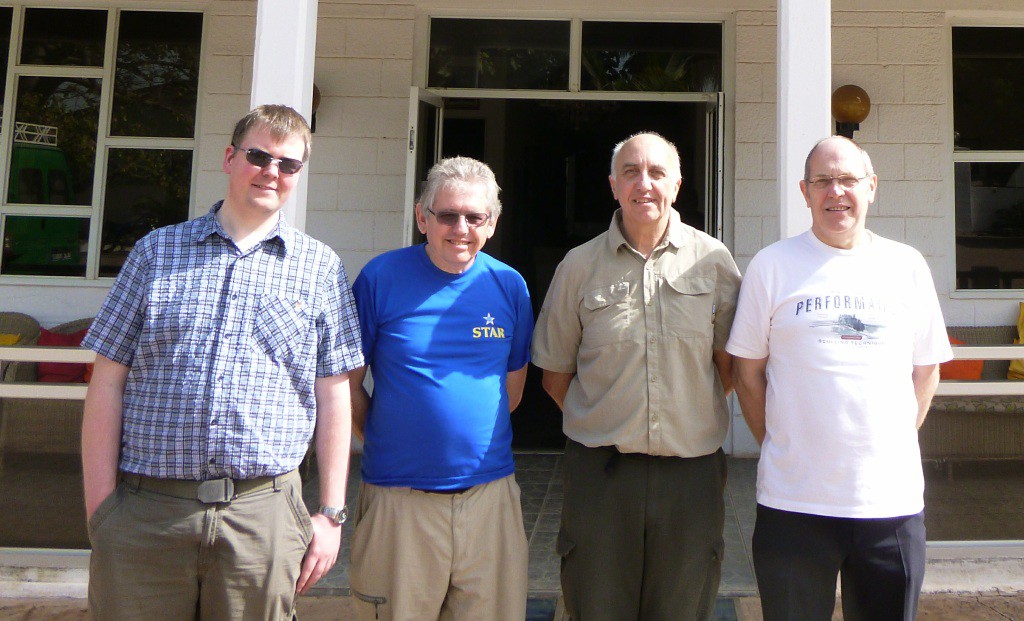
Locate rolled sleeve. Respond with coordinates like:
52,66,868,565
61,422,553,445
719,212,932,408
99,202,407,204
531,258,582,374
315,257,365,376
711,248,742,351
82,236,152,366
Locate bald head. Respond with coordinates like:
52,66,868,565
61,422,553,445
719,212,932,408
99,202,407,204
610,132,682,181
803,135,873,181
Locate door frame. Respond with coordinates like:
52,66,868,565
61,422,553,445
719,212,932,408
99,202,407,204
404,87,727,247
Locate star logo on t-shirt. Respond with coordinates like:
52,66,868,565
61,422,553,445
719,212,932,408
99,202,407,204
484,313,495,325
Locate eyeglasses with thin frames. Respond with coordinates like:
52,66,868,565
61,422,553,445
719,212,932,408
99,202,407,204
232,145,304,175
806,175,870,191
425,206,492,228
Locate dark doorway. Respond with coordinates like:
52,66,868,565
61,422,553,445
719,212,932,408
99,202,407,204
440,98,712,448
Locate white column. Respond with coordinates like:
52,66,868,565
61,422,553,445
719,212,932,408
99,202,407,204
777,0,832,239
250,0,319,231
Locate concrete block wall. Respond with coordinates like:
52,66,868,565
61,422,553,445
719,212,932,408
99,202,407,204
306,1,415,278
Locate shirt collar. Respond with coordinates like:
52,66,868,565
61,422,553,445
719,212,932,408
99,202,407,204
605,207,687,255
193,201,293,255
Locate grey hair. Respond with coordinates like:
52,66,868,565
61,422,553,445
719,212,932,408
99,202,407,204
610,132,682,180
803,135,874,181
418,156,502,218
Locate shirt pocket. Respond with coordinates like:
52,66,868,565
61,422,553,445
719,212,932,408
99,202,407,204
147,274,208,351
662,274,715,338
252,294,313,365
580,281,634,348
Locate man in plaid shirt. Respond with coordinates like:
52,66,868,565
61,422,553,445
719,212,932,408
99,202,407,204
81,105,363,620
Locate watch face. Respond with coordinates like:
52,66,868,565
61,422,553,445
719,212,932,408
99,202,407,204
319,505,347,524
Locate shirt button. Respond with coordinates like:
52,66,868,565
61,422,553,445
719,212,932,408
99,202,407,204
649,337,656,344
209,458,215,465
650,375,658,382
232,294,238,300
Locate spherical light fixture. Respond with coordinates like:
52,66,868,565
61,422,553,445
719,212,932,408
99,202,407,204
831,84,870,139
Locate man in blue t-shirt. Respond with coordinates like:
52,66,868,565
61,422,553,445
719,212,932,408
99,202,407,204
348,156,533,621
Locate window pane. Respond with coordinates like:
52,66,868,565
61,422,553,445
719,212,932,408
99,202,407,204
20,8,107,67
8,77,101,206
100,148,192,277
429,19,570,90
0,8,12,103
952,28,1024,151
111,11,203,138
954,162,1024,289
1,216,89,276
581,22,722,92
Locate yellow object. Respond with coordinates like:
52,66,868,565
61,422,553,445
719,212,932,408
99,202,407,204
0,333,22,345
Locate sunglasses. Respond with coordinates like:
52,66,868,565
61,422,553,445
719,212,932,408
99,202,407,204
232,145,304,174
426,207,491,228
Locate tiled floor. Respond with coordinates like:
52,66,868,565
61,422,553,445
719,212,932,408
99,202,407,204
304,453,760,597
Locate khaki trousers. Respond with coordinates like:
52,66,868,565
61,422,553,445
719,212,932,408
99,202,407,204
349,474,528,621
87,470,311,621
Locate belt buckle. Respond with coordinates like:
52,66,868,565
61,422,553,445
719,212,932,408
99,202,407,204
197,478,234,503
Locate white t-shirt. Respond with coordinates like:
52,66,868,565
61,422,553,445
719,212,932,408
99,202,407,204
726,230,952,518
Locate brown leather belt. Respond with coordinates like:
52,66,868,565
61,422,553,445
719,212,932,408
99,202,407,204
122,470,297,504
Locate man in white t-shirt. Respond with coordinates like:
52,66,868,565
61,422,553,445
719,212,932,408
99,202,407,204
727,136,952,621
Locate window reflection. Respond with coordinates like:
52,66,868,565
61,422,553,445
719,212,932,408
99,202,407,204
954,162,1024,289
0,8,11,103
952,28,1024,152
101,149,192,276
111,11,203,138
1,216,89,276
20,8,107,67
581,22,722,92
429,19,570,90
8,77,100,206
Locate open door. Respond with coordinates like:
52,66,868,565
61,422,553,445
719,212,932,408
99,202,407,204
403,87,444,245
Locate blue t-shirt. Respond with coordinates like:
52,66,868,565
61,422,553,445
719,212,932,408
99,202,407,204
353,244,533,490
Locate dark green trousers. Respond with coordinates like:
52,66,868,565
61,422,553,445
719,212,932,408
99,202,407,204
558,440,726,621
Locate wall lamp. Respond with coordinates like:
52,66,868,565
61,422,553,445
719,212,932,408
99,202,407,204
311,83,321,133
831,84,870,139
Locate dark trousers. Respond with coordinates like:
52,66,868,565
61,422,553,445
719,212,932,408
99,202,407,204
753,504,926,621
558,440,726,621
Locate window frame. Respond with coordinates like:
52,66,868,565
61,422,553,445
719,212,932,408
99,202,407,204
948,21,1024,298
0,5,204,284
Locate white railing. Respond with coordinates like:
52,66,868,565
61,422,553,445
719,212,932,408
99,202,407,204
934,344,1024,397
0,346,95,400
0,344,1020,399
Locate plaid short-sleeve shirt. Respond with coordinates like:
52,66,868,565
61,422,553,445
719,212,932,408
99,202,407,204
83,203,364,480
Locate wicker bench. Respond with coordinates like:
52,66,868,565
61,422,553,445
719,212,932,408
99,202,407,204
919,325,1024,461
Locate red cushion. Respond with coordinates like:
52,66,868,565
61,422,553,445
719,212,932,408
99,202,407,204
939,335,984,381
37,327,89,383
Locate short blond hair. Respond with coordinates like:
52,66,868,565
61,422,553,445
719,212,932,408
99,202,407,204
231,104,312,162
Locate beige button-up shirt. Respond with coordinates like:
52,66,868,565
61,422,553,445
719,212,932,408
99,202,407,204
532,209,741,457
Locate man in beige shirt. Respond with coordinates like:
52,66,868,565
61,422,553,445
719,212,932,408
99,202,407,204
532,132,741,621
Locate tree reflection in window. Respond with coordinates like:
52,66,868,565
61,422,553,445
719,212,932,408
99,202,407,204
111,12,202,138
581,22,721,93
20,8,106,67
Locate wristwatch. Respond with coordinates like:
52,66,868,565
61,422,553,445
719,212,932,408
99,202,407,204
317,504,348,525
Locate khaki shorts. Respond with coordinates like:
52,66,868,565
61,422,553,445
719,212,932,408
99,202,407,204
87,470,310,621
349,474,528,621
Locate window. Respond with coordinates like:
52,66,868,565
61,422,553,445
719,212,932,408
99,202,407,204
952,27,1024,290
428,19,571,90
427,18,722,94
581,22,721,92
0,8,202,278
